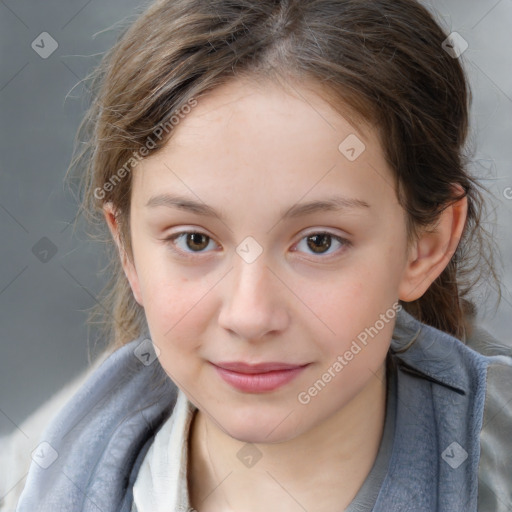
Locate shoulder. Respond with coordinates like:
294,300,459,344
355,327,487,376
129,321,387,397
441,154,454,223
389,309,512,508
14,336,178,512
468,321,512,512
476,353,512,510
378,309,512,509
466,320,512,357
0,352,105,511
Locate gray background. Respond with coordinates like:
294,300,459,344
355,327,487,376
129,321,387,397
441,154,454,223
0,0,511,438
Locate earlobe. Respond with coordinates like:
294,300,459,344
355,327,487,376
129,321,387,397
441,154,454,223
102,203,144,307
399,192,468,302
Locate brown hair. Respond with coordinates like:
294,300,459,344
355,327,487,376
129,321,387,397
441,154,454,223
67,0,499,352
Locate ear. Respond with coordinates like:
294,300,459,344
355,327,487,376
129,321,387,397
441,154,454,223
399,189,468,302
103,203,144,306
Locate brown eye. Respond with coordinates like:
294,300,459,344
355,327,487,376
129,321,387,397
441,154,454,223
293,231,350,259
185,233,210,251
306,234,332,254
165,231,217,256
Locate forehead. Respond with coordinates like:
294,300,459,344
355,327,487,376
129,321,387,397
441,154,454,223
163,76,371,152
131,77,396,215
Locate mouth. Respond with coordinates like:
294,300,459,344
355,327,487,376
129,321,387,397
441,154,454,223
210,361,310,393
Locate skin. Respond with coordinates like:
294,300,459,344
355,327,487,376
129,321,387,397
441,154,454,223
104,76,467,511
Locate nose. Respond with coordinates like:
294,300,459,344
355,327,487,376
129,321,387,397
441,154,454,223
218,256,290,342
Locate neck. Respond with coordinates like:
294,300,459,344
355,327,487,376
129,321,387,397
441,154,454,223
188,363,387,512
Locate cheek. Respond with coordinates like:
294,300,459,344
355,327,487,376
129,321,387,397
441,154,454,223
133,244,204,326
296,274,396,411
300,261,400,347
143,277,211,341
290,252,402,392
142,277,211,385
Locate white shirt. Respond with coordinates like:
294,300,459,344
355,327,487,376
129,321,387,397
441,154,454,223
132,388,197,512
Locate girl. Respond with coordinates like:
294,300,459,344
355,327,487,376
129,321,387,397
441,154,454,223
16,0,512,510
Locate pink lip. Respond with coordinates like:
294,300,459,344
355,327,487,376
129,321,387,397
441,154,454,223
214,361,307,373
211,361,309,393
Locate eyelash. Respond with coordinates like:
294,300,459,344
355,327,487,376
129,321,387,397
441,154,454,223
163,230,351,260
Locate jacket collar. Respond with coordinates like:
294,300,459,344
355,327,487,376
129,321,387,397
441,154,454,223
375,308,489,510
390,307,472,396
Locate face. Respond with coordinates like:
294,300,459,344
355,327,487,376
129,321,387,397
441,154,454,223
112,77,413,443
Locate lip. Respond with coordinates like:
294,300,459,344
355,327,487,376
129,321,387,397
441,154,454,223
211,361,310,393
214,361,307,373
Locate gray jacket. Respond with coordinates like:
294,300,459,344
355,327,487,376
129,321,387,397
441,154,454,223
15,309,512,511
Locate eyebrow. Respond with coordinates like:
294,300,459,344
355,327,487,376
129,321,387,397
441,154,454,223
145,193,370,221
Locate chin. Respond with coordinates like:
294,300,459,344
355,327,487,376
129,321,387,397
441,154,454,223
226,426,291,445
216,408,303,445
